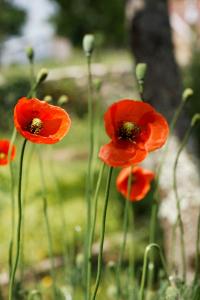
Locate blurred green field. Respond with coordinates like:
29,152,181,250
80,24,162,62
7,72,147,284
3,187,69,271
0,113,152,298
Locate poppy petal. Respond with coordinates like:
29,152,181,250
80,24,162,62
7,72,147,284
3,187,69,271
14,97,71,144
98,141,147,167
104,99,155,140
142,112,169,151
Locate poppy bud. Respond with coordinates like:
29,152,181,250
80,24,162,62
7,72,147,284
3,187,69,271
76,253,84,268
58,95,69,106
182,88,193,102
93,79,103,92
36,68,48,85
107,260,116,269
191,113,200,127
43,95,53,103
136,63,147,82
26,46,34,62
83,34,95,56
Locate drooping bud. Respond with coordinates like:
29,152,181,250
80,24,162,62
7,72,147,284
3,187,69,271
136,63,147,82
36,68,48,85
93,78,103,92
26,46,34,63
83,34,95,56
182,88,193,103
76,253,84,268
191,113,200,127
58,95,69,106
107,260,116,269
136,63,147,97
43,95,53,103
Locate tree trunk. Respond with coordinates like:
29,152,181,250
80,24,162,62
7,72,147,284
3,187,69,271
127,0,200,280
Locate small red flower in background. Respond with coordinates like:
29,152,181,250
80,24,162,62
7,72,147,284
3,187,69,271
0,140,16,165
116,166,154,201
14,97,71,144
99,99,169,167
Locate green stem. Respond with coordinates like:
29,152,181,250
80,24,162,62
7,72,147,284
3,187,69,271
173,126,192,281
150,98,187,232
128,206,135,299
116,166,133,299
87,163,105,300
148,98,187,288
8,139,27,300
92,167,113,300
194,207,200,284
20,144,35,282
8,129,17,279
170,218,178,272
85,53,95,300
139,243,170,300
38,150,58,299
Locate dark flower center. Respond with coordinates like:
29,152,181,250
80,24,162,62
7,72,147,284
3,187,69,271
0,153,6,159
118,122,141,142
28,118,43,134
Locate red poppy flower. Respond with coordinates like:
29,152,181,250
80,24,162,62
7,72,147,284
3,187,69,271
116,166,154,201
99,99,169,167
0,140,16,165
14,97,71,144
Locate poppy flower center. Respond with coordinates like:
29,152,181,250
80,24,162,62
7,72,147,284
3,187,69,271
118,122,141,142
0,153,6,159
28,118,43,134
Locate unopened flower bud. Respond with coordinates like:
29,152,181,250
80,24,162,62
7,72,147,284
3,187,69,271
43,95,53,103
107,260,116,269
76,253,84,268
93,79,103,92
36,68,48,85
26,46,34,62
182,88,193,103
136,63,147,82
83,34,95,56
58,95,69,106
191,113,200,127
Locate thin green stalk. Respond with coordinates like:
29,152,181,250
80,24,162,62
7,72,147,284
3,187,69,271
170,218,178,272
194,208,200,284
173,126,192,281
20,144,35,282
148,96,189,288
116,166,133,299
87,163,105,300
8,139,27,300
85,53,95,300
150,94,189,241
38,150,58,300
8,129,17,279
92,167,113,300
139,243,170,300
128,206,135,299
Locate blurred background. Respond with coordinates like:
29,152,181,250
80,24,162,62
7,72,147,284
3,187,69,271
0,0,200,299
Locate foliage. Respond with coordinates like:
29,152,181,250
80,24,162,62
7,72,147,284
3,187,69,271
0,0,26,44
0,72,87,130
49,0,126,47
